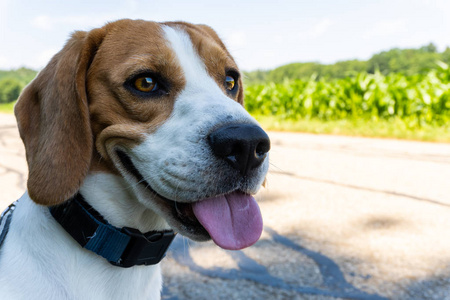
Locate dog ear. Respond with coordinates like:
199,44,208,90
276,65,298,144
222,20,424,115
14,28,106,206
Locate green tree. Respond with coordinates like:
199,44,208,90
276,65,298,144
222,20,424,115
244,43,447,84
268,62,325,82
323,60,367,78
366,46,440,75
441,47,450,65
420,43,438,53
0,67,37,84
0,78,23,103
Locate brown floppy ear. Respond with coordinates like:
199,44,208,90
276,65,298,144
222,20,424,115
14,28,106,206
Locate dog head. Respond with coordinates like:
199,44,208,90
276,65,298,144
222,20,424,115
15,19,270,250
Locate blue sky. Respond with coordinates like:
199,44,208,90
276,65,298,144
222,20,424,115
1,0,449,71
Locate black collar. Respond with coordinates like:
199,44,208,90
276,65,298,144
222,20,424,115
49,194,176,268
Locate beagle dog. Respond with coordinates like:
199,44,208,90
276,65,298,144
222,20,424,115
0,19,270,299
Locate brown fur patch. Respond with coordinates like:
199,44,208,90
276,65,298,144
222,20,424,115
163,22,244,104
86,20,185,173
15,19,243,205
15,29,105,205
15,20,186,205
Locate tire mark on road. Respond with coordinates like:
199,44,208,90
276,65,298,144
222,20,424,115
271,170,450,208
164,227,387,300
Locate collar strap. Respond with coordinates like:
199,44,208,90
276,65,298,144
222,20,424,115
49,194,176,268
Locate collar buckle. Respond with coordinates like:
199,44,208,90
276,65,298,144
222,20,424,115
110,227,176,268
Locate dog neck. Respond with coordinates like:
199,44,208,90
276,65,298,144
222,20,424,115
0,174,168,299
1,195,164,299
79,173,170,233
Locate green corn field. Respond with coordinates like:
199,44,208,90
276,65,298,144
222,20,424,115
244,63,450,130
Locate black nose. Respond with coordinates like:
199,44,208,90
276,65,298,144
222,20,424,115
208,124,270,176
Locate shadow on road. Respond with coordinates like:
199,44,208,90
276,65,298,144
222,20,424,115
162,227,388,300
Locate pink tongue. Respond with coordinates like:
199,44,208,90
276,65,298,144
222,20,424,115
192,192,263,250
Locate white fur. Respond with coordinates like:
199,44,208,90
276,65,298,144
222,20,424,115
129,27,268,202
0,25,269,300
80,173,170,233
0,191,162,300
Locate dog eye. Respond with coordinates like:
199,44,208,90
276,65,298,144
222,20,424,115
225,75,235,91
134,76,158,93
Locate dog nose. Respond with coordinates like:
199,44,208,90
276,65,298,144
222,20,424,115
208,124,270,176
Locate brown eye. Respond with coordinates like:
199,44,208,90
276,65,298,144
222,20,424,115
225,75,235,91
134,77,157,92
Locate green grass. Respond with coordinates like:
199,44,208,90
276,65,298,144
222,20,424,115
0,101,15,114
254,115,450,143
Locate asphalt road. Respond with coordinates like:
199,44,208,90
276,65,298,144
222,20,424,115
1,113,450,299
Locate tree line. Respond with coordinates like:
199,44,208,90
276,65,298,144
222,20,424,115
244,43,450,84
0,68,37,104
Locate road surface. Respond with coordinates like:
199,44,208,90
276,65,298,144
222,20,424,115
1,113,450,299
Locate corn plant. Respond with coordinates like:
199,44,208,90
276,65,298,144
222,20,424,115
244,66,450,128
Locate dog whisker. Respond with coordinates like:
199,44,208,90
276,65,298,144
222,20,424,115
269,162,286,173
173,200,181,215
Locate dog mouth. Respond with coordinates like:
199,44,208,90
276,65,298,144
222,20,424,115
115,150,263,250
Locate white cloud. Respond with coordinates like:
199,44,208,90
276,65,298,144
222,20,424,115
310,18,332,38
0,0,9,29
36,48,59,66
363,19,408,39
433,0,450,13
31,13,120,31
298,18,333,39
0,56,9,69
31,15,53,30
226,32,247,48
